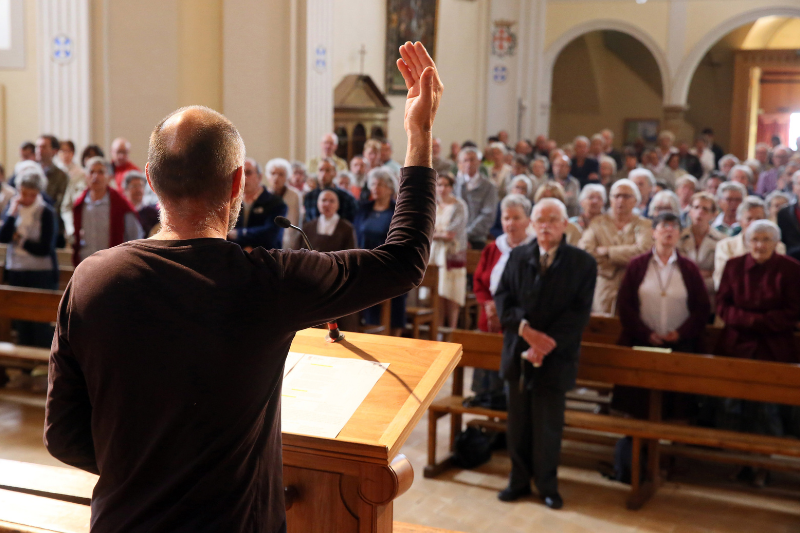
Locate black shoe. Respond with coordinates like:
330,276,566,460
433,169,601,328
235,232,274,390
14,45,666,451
497,485,532,502
542,492,563,510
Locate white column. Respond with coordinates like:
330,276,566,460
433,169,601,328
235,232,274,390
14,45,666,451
305,0,333,161
485,0,522,140
37,0,91,149
518,0,547,140
665,0,686,105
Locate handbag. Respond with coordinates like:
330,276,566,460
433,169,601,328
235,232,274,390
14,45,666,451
444,241,466,270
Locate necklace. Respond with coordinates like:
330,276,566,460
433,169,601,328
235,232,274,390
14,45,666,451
651,256,675,297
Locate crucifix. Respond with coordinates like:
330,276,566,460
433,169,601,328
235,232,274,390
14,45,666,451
359,44,367,74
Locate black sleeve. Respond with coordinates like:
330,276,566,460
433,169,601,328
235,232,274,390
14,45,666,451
44,282,99,475
22,207,56,256
259,167,435,331
235,203,288,249
0,214,15,243
543,255,597,351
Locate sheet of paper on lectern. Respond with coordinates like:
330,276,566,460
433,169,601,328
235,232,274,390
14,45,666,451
283,351,307,377
280,354,389,438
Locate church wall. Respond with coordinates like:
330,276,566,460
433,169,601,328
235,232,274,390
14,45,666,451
0,0,39,168
549,32,663,147
178,0,223,113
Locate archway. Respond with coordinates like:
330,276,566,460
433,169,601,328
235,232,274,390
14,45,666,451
539,19,670,144
547,30,665,147
681,11,800,158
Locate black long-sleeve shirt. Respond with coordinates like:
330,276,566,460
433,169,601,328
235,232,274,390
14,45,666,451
44,166,436,533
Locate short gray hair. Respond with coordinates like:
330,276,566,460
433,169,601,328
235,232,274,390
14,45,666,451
719,154,740,170
458,146,483,161
746,219,781,243
579,183,607,204
729,164,753,184
765,190,791,209
628,168,656,187
123,170,147,189
533,197,568,221
500,193,532,217
573,135,589,146
650,190,681,216
335,171,354,187
509,175,534,198
675,175,698,190
737,195,766,221
717,181,746,200
598,155,617,174
489,142,507,155
611,178,642,204
245,157,262,176
84,155,109,173
367,167,397,195
17,167,47,191
265,158,292,180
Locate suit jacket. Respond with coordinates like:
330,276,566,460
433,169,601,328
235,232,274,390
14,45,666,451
231,187,287,250
302,218,357,253
776,202,800,258
616,251,711,348
495,239,597,391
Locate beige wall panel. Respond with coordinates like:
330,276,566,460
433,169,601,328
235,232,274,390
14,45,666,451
223,0,292,165
0,0,38,168
544,1,669,53
178,0,222,111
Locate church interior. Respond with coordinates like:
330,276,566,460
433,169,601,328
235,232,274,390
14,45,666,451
1,1,800,532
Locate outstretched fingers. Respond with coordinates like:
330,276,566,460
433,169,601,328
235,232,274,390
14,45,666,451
413,41,435,70
399,42,423,80
396,58,414,89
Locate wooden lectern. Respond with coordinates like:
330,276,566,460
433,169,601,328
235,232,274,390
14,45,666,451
283,329,461,533
0,329,461,533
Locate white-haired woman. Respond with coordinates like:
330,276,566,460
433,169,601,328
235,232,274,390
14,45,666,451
0,169,58,349
718,154,740,178
488,142,513,196
598,155,617,191
578,178,654,315
648,190,681,218
629,168,656,217
265,158,303,249
729,164,754,195
470,193,535,406
571,183,605,232
765,190,791,223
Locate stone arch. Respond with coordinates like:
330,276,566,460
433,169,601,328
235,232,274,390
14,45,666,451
672,6,800,106
538,19,671,136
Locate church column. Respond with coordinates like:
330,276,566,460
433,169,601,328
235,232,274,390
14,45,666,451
37,0,91,149
662,104,694,142
517,0,548,140
304,0,333,161
485,0,522,140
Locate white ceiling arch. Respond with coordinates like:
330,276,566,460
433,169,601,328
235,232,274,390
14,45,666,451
671,5,800,106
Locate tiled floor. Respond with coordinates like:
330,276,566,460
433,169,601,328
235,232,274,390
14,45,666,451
1,389,799,532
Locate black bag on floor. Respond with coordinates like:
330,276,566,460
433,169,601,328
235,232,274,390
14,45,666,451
452,426,496,469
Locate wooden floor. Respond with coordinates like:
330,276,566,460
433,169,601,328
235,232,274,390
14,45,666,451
1,374,799,533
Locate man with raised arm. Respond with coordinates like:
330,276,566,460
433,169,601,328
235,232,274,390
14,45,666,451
44,42,443,533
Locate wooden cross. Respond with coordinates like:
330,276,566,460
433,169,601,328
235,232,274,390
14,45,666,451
359,44,366,74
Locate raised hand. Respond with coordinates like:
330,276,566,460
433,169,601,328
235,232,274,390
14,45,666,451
396,41,443,167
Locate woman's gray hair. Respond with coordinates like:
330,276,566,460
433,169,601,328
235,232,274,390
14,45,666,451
489,142,507,155
675,174,698,190
611,178,642,204
765,190,791,208
367,167,397,196
530,155,550,172
598,155,617,174
717,180,746,200
579,183,607,204
458,146,483,161
500,193,532,217
729,164,754,184
17,167,47,191
290,161,307,176
265,158,292,180
628,168,656,187
650,190,681,216
746,219,781,243
123,170,147,189
84,155,109,172
509,175,534,198
719,154,740,171
335,171,354,187
736,195,766,221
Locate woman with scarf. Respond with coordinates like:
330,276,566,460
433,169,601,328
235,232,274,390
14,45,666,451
469,194,534,408
0,168,58,353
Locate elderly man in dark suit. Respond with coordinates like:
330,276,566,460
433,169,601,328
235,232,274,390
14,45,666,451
494,197,597,509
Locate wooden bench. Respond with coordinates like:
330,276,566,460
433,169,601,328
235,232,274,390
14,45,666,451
406,265,439,340
426,330,800,509
458,249,482,330
0,460,465,533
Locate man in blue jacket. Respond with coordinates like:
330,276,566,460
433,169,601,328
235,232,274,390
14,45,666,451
228,158,287,250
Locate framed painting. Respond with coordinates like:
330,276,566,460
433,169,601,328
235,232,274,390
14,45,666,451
385,0,438,95
624,119,660,145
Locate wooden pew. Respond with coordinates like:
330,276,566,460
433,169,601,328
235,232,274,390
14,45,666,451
0,285,62,344
426,330,800,509
458,249,482,330
406,265,439,340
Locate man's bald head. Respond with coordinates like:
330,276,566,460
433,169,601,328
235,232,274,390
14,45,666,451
148,106,245,209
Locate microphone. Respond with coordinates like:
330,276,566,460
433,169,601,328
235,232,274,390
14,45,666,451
275,216,345,343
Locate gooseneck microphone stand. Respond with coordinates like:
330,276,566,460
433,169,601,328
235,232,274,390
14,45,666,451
274,216,345,343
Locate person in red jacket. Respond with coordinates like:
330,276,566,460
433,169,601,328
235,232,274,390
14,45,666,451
614,213,710,419
471,194,534,405
72,156,142,266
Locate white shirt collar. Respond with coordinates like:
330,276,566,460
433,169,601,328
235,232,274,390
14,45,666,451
651,248,678,268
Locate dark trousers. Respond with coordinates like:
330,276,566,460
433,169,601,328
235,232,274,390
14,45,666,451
506,380,566,496
5,270,57,347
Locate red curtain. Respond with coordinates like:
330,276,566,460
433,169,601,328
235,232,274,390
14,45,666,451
757,113,791,146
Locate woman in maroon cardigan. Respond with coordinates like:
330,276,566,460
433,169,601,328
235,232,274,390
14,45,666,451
614,213,710,419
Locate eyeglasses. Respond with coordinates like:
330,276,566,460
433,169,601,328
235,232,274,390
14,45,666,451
611,193,635,200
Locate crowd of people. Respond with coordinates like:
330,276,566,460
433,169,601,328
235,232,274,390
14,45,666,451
3,122,800,493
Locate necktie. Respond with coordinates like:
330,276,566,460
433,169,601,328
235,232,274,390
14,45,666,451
540,252,549,274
